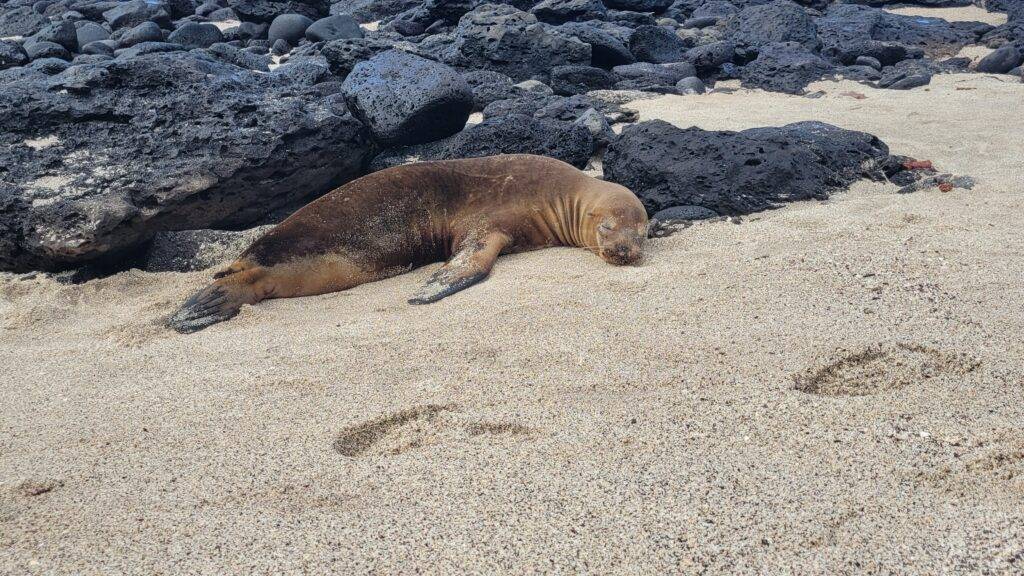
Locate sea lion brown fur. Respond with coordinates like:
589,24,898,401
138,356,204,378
168,154,649,333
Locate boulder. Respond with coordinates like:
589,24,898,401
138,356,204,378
370,114,593,170
0,51,370,272
342,50,474,147
629,25,690,63
437,4,591,81
25,40,72,61
604,119,892,215
685,40,735,72
529,0,606,25
168,22,225,48
723,0,819,53
549,64,617,94
76,22,112,49
975,44,1022,73
32,20,79,53
817,4,976,65
121,22,165,48
602,0,674,12
226,0,329,22
462,69,525,110
557,22,635,68
612,60,694,90
305,14,364,41
0,40,30,70
738,41,834,94
103,0,172,29
321,37,392,76
0,6,49,38
268,13,314,44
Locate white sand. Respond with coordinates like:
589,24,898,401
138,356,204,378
2,74,1024,573
886,5,1008,26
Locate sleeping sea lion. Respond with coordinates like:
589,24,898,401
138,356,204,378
168,154,649,333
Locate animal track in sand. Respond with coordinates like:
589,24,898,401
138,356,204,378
333,404,535,457
793,343,979,397
922,433,1024,497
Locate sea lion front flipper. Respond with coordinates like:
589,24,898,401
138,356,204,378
409,231,510,305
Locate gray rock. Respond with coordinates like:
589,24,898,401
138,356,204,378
437,4,590,82
738,41,834,95
321,37,392,76
557,22,635,69
0,41,30,70
573,107,614,148
604,119,892,215
529,0,606,25
854,55,882,70
268,13,314,45
549,64,617,95
121,22,165,47
629,25,690,64
168,22,225,48
723,0,819,52
685,40,734,73
515,79,555,95
305,14,364,42
675,75,704,93
370,114,593,171
0,7,49,38
25,40,72,61
103,0,172,29
32,20,78,52
0,51,371,271
342,50,474,147
975,44,1022,73
81,40,117,56
76,22,112,49
143,226,273,272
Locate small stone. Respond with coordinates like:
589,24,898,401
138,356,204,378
271,38,290,55
975,45,1022,74
887,74,930,90
514,79,554,96
76,22,111,48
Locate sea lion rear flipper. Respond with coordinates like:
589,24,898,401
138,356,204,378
409,231,510,305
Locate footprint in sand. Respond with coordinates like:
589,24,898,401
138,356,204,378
793,343,979,397
333,404,535,457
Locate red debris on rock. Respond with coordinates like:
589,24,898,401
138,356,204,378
938,182,954,192
902,159,934,170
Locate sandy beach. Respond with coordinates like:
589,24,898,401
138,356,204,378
2,67,1024,574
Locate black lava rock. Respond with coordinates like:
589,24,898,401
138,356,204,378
0,41,29,70
558,22,635,68
975,44,1022,73
32,20,78,52
685,40,735,73
121,21,165,47
321,37,392,76
370,114,593,170
738,41,834,94
227,0,328,22
604,0,674,13
817,4,975,65
25,40,71,61
76,22,112,48
168,22,225,48
723,0,819,52
0,51,370,271
342,49,474,147
103,0,172,29
268,13,314,45
675,75,705,93
437,4,590,81
305,14,364,42
629,25,690,64
604,119,892,215
549,64,617,94
612,61,694,90
462,69,524,111
0,6,49,38
529,0,606,25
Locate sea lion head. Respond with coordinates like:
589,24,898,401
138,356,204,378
589,185,649,266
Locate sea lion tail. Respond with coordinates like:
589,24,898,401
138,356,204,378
167,267,263,333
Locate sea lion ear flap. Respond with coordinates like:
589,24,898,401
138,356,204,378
409,231,510,305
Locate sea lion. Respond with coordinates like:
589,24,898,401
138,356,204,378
168,154,649,333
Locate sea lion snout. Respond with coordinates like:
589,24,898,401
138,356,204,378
595,222,645,266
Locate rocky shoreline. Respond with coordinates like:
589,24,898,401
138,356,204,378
1,0,1020,273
